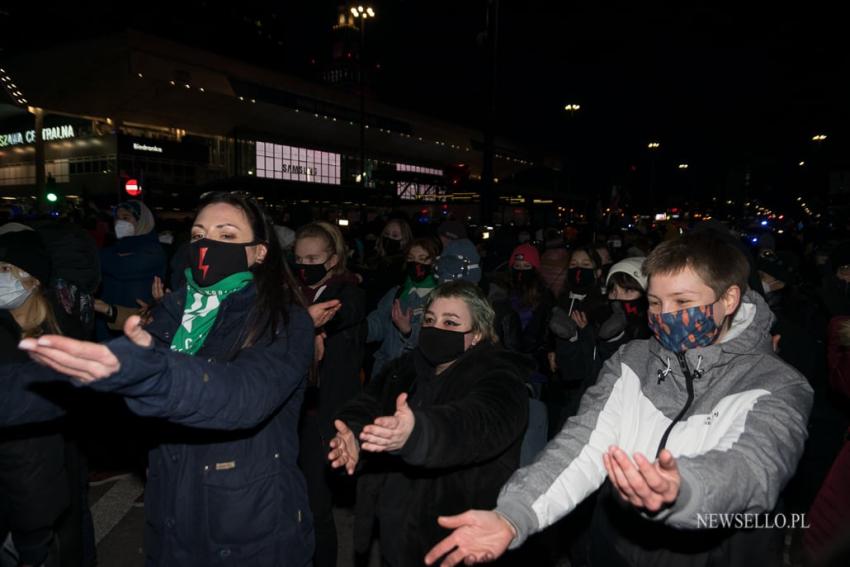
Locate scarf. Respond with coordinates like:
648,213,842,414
170,268,253,355
398,273,437,302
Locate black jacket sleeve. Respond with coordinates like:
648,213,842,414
397,369,529,469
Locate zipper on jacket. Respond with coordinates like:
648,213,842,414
655,351,696,458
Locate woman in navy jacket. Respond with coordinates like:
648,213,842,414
7,192,315,567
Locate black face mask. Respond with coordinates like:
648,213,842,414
512,267,534,285
293,262,328,287
568,267,597,289
382,237,403,255
406,261,431,283
190,238,253,287
418,326,472,366
619,298,647,320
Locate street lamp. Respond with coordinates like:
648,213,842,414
647,141,660,149
351,5,376,186
812,134,828,142
678,163,689,169
564,103,581,112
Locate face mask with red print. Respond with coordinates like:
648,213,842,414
406,261,432,283
189,238,254,287
648,302,722,352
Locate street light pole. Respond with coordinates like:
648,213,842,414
481,0,499,225
647,141,660,212
351,5,376,188
359,17,366,187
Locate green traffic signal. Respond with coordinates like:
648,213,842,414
46,192,58,203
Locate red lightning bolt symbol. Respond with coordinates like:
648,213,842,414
198,247,210,280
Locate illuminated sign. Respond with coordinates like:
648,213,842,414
0,124,76,147
255,141,340,184
132,142,163,153
125,179,142,196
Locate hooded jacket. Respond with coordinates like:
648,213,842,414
496,291,813,566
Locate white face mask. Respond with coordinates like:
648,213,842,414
115,220,136,239
158,232,174,245
0,271,34,310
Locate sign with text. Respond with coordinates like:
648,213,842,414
0,124,76,147
255,141,341,185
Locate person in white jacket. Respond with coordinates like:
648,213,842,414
425,232,813,567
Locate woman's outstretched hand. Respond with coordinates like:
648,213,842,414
18,315,152,384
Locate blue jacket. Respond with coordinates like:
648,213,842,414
366,281,434,378
1,284,316,566
99,231,166,308
97,284,315,566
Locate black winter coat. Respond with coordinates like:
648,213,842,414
337,343,531,567
0,312,68,538
103,284,316,567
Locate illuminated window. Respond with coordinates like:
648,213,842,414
255,141,341,185
395,162,443,200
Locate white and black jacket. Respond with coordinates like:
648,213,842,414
496,291,814,565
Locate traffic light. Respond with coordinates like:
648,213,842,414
43,173,60,204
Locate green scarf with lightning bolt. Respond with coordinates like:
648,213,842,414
170,268,254,355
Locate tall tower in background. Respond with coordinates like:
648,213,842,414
321,6,362,91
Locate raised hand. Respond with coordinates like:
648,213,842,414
18,315,153,384
391,299,413,336
359,393,415,452
327,419,360,475
308,300,342,328
424,510,516,566
571,309,589,330
602,446,681,512
151,276,169,302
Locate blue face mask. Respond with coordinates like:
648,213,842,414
0,271,33,310
647,302,721,352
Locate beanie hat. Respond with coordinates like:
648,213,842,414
509,244,541,270
606,257,647,290
0,228,51,285
435,239,481,284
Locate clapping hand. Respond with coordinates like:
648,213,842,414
359,393,415,452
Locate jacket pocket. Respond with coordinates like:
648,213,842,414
203,456,279,546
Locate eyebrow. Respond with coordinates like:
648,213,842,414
192,223,242,230
647,291,698,299
423,309,459,317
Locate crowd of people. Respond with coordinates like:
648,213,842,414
0,193,848,567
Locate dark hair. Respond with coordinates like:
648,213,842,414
563,245,603,295
406,237,441,261
606,271,645,295
512,267,545,308
569,245,603,271
196,191,304,350
643,232,750,298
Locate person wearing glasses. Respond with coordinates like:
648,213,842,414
2,191,316,567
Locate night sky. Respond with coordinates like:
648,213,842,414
2,1,848,207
